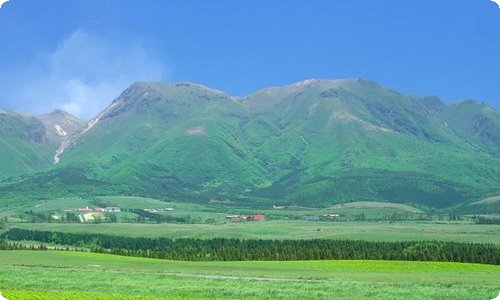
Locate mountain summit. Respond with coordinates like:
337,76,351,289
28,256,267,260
37,109,85,144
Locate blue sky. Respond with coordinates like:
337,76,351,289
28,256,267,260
0,0,499,119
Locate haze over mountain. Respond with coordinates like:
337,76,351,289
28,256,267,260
0,79,499,209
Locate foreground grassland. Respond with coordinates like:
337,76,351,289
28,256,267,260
10,220,500,244
0,251,499,299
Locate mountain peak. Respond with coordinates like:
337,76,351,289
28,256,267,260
290,78,380,88
0,109,27,116
246,78,381,97
454,99,497,110
48,109,70,116
36,109,85,150
126,81,228,95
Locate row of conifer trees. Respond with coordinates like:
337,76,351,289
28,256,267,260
1,228,498,264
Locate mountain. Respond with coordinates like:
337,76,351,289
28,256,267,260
1,79,499,209
240,79,499,207
0,109,83,179
0,110,52,179
53,82,269,200
444,100,500,155
37,109,85,146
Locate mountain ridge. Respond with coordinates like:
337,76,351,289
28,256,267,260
1,79,498,209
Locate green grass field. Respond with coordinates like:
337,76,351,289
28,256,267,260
330,201,423,213
9,220,500,244
9,196,428,222
3,197,499,299
0,251,498,299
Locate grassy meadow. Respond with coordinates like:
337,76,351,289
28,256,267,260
3,195,499,245
9,220,500,244
1,195,499,299
0,251,499,299
5,196,429,221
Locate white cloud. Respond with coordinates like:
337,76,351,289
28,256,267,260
0,0,9,9
492,0,500,8
5,30,168,119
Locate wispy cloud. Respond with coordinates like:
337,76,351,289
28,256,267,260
3,30,167,119
0,0,8,9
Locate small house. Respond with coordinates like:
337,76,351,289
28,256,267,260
104,207,121,213
323,213,341,218
250,214,265,221
226,215,243,222
77,207,93,213
304,215,320,221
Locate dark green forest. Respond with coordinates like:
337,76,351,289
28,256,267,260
2,228,498,264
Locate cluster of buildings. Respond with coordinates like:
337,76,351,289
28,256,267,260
61,206,121,223
303,213,342,221
70,206,121,213
143,208,174,213
225,214,265,222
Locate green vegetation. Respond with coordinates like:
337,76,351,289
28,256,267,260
330,201,422,212
0,111,54,179
0,251,499,299
466,196,500,215
4,195,431,223
0,291,176,300
1,80,499,298
3,228,498,263
0,110,83,180
9,221,500,243
474,196,500,205
1,80,499,210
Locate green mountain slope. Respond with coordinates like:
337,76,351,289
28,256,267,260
1,79,499,209
241,79,499,207
55,82,270,200
0,109,84,180
0,110,55,179
444,100,500,155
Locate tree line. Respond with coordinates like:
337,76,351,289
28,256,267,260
19,209,196,224
0,240,49,251
474,216,500,225
1,228,498,264
130,209,192,223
